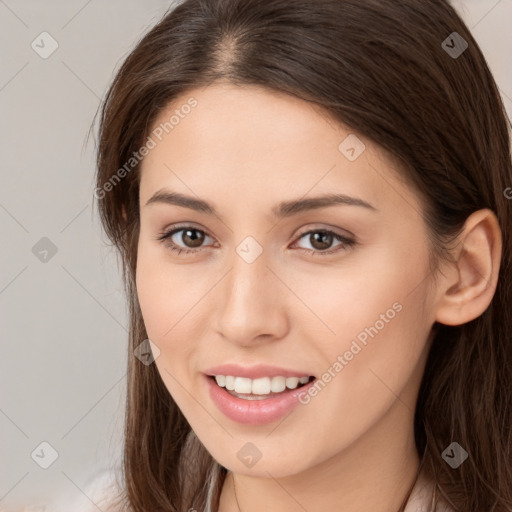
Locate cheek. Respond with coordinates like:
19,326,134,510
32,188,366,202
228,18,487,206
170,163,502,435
135,243,167,338
136,238,200,337
286,240,430,346
287,240,432,381
135,240,213,392
300,245,432,416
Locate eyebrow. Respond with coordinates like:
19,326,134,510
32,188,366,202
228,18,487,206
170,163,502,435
144,189,378,218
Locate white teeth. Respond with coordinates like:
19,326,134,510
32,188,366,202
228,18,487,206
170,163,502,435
271,376,286,393
213,375,312,395
215,375,226,387
252,377,271,395
225,375,236,391
234,377,252,394
285,377,299,389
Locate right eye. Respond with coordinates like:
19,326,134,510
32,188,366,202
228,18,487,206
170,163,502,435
155,225,216,255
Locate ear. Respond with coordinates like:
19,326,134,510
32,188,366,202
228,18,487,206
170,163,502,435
122,205,127,222
435,208,502,326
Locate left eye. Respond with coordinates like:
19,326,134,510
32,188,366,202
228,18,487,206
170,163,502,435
293,229,356,254
155,226,356,257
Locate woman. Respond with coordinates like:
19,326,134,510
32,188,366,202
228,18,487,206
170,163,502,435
92,0,512,510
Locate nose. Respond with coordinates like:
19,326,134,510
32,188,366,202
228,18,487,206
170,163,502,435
213,251,289,347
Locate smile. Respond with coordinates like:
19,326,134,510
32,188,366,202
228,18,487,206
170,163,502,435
205,374,317,425
213,374,313,397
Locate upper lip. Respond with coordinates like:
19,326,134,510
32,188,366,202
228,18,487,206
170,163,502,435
204,364,315,380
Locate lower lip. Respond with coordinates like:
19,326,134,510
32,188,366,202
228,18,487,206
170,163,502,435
205,375,316,425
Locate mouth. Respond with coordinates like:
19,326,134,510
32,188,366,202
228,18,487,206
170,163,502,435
205,372,318,424
207,374,316,400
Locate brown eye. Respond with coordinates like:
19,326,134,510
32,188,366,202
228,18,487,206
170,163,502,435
293,229,356,256
308,231,334,250
179,228,206,248
156,225,356,257
156,226,213,255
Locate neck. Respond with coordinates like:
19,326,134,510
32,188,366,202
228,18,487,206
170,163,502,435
218,397,422,512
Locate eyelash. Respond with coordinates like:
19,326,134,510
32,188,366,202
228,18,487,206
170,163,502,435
155,224,357,257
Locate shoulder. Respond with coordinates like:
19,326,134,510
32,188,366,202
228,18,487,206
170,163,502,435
0,469,126,512
85,469,125,511
56,469,126,512
404,471,456,512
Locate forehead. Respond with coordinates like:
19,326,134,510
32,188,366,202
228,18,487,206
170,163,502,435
138,82,420,219
147,82,347,161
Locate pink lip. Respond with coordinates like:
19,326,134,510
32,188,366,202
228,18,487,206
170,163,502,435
205,374,317,425
203,364,314,379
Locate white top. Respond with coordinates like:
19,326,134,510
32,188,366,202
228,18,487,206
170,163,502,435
61,469,123,512
6,469,124,512
11,466,454,512
403,470,454,512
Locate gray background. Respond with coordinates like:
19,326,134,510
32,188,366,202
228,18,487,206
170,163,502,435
1,0,511,510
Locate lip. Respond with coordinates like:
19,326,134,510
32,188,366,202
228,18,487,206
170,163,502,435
205,374,317,425
203,364,314,380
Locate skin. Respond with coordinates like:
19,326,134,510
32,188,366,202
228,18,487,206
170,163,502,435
135,82,502,511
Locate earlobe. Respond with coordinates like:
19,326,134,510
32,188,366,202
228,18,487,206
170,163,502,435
435,209,502,326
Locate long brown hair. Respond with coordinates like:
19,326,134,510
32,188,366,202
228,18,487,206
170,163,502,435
92,0,512,510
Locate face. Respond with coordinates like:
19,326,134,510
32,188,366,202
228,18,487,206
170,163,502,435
136,82,438,477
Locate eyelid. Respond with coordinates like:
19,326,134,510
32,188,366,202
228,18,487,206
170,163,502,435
159,222,354,240
155,223,357,256
155,223,215,246
294,223,355,239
